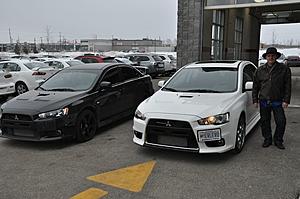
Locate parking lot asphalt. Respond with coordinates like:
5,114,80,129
0,71,299,199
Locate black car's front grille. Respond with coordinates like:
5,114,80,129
2,113,32,121
146,119,198,149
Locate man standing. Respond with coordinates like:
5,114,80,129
252,47,291,149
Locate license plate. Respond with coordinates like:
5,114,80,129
158,63,164,67
198,129,221,141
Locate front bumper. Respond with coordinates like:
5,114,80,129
0,83,15,96
133,113,236,153
0,114,75,141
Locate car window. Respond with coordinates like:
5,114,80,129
121,66,141,81
23,62,49,69
102,68,122,85
81,58,98,63
165,67,238,93
4,63,21,72
152,55,163,61
159,56,166,60
243,64,256,85
137,56,150,62
46,61,64,69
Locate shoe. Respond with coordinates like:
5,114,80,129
262,141,272,148
275,142,285,150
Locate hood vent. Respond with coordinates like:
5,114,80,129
37,93,50,97
179,95,193,98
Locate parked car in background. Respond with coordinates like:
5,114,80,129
0,60,58,95
0,63,154,142
115,57,149,75
74,55,105,63
285,55,300,67
258,53,286,66
43,59,84,69
124,53,165,77
133,60,260,154
0,70,15,101
157,54,177,75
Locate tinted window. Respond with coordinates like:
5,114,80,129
137,56,150,62
159,56,166,60
168,55,176,60
81,58,99,63
164,67,238,93
152,55,163,61
40,70,98,91
243,64,256,85
102,68,122,85
45,61,64,69
121,67,140,81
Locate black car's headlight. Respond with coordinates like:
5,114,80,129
38,108,69,119
134,109,146,121
198,112,230,125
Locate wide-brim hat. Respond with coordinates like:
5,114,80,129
262,47,281,59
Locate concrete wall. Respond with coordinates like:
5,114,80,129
177,0,261,67
177,0,204,68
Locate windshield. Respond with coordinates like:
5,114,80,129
39,70,98,91
24,62,50,69
152,55,163,61
163,67,238,93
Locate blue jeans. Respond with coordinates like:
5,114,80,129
259,101,286,144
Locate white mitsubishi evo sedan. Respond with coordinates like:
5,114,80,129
133,61,260,153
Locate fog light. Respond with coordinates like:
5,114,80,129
205,138,225,147
134,130,143,139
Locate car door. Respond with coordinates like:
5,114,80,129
242,63,257,124
119,66,146,112
96,67,125,122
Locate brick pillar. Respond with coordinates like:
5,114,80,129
177,0,204,68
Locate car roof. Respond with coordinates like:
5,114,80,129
64,63,123,71
186,60,243,68
0,60,43,64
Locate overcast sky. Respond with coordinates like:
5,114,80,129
0,0,300,45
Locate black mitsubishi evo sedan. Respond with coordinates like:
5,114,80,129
0,63,154,142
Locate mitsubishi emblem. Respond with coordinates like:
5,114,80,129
14,115,19,120
165,121,172,127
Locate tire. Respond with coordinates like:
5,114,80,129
16,82,28,95
76,109,97,142
233,116,246,153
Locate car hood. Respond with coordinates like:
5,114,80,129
139,90,237,118
2,90,86,115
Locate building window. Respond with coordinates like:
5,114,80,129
234,17,243,59
211,10,225,60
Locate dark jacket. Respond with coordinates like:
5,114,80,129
252,61,291,104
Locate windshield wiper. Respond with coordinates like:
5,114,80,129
47,88,76,92
183,89,221,93
162,87,178,92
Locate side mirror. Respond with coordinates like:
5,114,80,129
244,81,253,91
158,80,165,88
99,81,112,90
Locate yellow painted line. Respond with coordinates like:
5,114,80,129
87,160,156,192
70,188,108,199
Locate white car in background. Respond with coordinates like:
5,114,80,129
43,59,84,69
0,60,58,95
157,54,177,75
133,61,260,153
0,70,15,100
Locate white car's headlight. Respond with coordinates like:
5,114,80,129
38,108,69,119
134,109,146,120
198,112,230,125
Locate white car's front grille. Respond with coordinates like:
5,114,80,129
145,119,198,149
